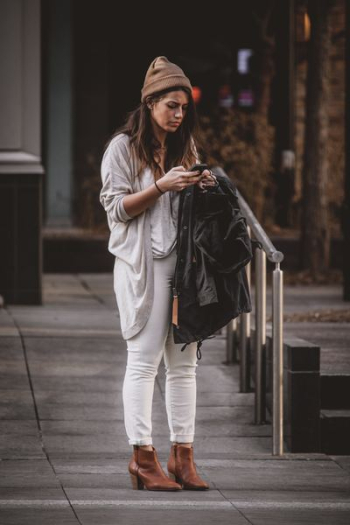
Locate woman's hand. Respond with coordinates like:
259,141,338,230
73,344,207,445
156,166,204,193
196,169,218,190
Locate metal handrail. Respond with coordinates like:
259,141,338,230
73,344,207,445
214,167,284,456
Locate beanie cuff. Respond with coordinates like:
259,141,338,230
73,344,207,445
141,75,192,102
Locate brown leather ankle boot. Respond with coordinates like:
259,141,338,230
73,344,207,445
128,445,182,491
167,444,209,490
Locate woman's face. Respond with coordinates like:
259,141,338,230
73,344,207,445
148,90,189,133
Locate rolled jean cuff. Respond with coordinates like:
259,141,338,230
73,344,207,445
170,433,195,443
128,437,153,446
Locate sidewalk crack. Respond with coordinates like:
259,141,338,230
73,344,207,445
9,313,83,525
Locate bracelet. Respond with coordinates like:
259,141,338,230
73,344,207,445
154,180,165,194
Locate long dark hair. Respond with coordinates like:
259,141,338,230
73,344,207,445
104,86,204,180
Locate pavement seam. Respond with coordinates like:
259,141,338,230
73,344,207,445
76,274,107,307
216,485,255,524
1,499,350,510
8,312,83,525
330,455,350,475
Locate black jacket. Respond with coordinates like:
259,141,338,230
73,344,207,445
171,171,255,360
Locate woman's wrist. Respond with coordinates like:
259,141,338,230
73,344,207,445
154,179,167,194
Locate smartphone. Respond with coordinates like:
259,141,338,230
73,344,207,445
189,163,208,175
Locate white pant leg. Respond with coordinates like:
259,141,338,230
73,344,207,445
164,325,198,444
122,247,178,446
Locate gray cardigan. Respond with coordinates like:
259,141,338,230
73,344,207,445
99,132,199,340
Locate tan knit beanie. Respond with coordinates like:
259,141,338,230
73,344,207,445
141,56,192,103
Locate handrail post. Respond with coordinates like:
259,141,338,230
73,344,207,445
272,262,284,455
226,318,238,363
240,225,252,392
255,246,266,424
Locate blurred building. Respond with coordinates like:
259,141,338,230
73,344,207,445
0,0,346,304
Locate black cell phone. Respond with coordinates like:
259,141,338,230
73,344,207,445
189,163,208,174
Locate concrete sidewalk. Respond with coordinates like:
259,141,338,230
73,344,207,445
0,274,349,524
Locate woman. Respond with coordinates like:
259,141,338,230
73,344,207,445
100,56,217,492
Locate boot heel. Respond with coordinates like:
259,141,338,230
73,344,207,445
129,471,144,490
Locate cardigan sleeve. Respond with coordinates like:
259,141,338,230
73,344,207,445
99,136,134,225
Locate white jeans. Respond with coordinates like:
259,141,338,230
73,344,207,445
122,246,198,446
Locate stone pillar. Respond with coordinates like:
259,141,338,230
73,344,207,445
0,0,43,304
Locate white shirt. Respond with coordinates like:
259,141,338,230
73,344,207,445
141,167,180,258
